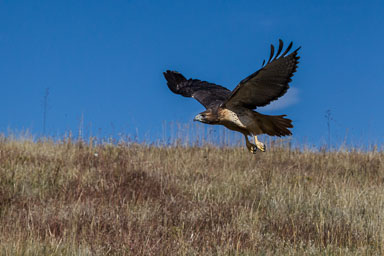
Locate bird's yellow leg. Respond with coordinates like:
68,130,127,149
244,135,257,154
254,136,266,152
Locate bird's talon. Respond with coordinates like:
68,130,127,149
250,146,258,154
256,142,266,152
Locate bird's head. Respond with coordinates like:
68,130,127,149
193,109,219,124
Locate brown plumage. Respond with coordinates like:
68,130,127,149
163,39,300,153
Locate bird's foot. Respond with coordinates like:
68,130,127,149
249,145,258,154
256,141,266,152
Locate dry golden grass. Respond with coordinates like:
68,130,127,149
0,136,383,255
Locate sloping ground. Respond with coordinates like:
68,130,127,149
0,138,383,255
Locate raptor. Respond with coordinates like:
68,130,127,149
164,40,300,153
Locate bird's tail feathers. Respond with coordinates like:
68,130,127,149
256,113,293,137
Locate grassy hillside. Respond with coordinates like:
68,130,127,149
0,137,383,255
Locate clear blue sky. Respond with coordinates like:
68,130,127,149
1,0,383,147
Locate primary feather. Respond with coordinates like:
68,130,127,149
224,41,300,109
163,70,231,109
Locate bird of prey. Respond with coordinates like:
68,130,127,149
163,40,300,153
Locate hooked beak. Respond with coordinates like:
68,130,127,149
193,114,203,122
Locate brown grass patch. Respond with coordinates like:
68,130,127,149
0,139,383,255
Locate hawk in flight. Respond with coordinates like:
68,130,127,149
164,40,300,153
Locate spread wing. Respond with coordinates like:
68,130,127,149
163,70,231,109
223,40,300,109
